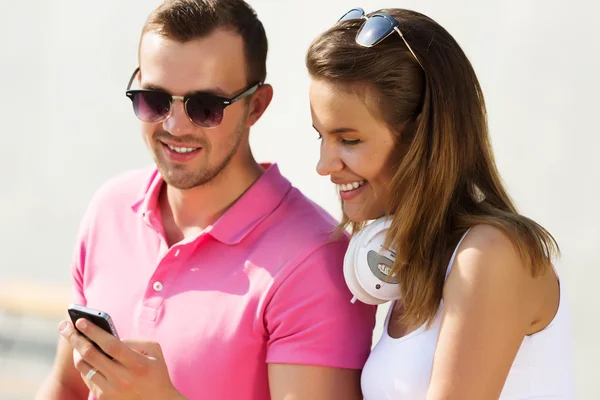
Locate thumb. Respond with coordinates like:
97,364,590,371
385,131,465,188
122,339,164,361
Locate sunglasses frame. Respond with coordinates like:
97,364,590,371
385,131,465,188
124,67,262,128
339,7,424,70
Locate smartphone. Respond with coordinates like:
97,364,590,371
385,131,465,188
67,304,119,358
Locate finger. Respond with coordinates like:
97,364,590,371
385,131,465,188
74,318,140,369
122,339,165,361
77,357,109,390
59,320,123,381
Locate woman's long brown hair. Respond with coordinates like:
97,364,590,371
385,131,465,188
306,8,559,329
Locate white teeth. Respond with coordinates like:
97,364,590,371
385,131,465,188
337,180,365,192
167,144,199,154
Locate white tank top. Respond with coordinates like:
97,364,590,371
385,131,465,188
361,230,575,399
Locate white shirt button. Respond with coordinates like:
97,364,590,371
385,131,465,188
153,281,163,292
174,249,180,257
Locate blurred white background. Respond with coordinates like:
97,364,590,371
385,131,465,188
1,0,598,398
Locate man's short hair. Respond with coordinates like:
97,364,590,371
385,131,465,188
141,0,268,84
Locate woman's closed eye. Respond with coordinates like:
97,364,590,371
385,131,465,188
341,138,360,146
316,134,360,146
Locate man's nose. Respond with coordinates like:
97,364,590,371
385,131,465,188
163,98,196,136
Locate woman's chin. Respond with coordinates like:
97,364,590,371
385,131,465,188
343,205,385,224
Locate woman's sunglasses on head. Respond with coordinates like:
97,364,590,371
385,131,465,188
338,7,423,70
125,67,261,128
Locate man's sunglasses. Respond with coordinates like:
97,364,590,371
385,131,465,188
125,67,261,128
338,7,423,70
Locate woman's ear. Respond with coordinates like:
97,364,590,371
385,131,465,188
399,119,418,144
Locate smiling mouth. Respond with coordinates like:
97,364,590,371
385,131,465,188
166,144,200,154
337,180,366,192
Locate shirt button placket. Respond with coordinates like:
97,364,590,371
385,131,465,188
144,246,185,320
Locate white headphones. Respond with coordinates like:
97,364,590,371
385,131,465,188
343,216,402,305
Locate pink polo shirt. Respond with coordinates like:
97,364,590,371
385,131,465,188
71,163,376,400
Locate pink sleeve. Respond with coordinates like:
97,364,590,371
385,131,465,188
70,202,95,307
265,240,377,369
71,237,87,306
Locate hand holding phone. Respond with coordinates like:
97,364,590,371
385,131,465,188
59,308,184,399
67,304,119,358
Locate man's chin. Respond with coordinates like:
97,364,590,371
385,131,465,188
165,180,200,190
157,166,202,190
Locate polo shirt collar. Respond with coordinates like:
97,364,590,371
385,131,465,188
131,163,292,245
130,168,163,232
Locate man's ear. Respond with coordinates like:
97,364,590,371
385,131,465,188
246,84,273,127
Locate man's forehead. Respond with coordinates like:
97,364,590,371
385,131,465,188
139,29,245,57
138,30,248,94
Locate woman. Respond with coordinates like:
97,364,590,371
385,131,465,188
305,7,574,399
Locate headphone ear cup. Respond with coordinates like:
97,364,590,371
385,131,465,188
344,227,387,305
344,217,401,305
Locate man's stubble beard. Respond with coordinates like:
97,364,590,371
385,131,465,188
153,117,247,190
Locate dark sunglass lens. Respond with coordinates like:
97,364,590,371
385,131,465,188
356,15,394,46
132,92,171,123
186,95,224,128
339,9,364,21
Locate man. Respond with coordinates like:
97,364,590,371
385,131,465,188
35,1,376,399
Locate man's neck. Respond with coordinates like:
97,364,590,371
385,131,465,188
159,157,265,246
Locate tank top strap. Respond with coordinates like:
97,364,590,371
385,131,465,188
444,228,472,281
